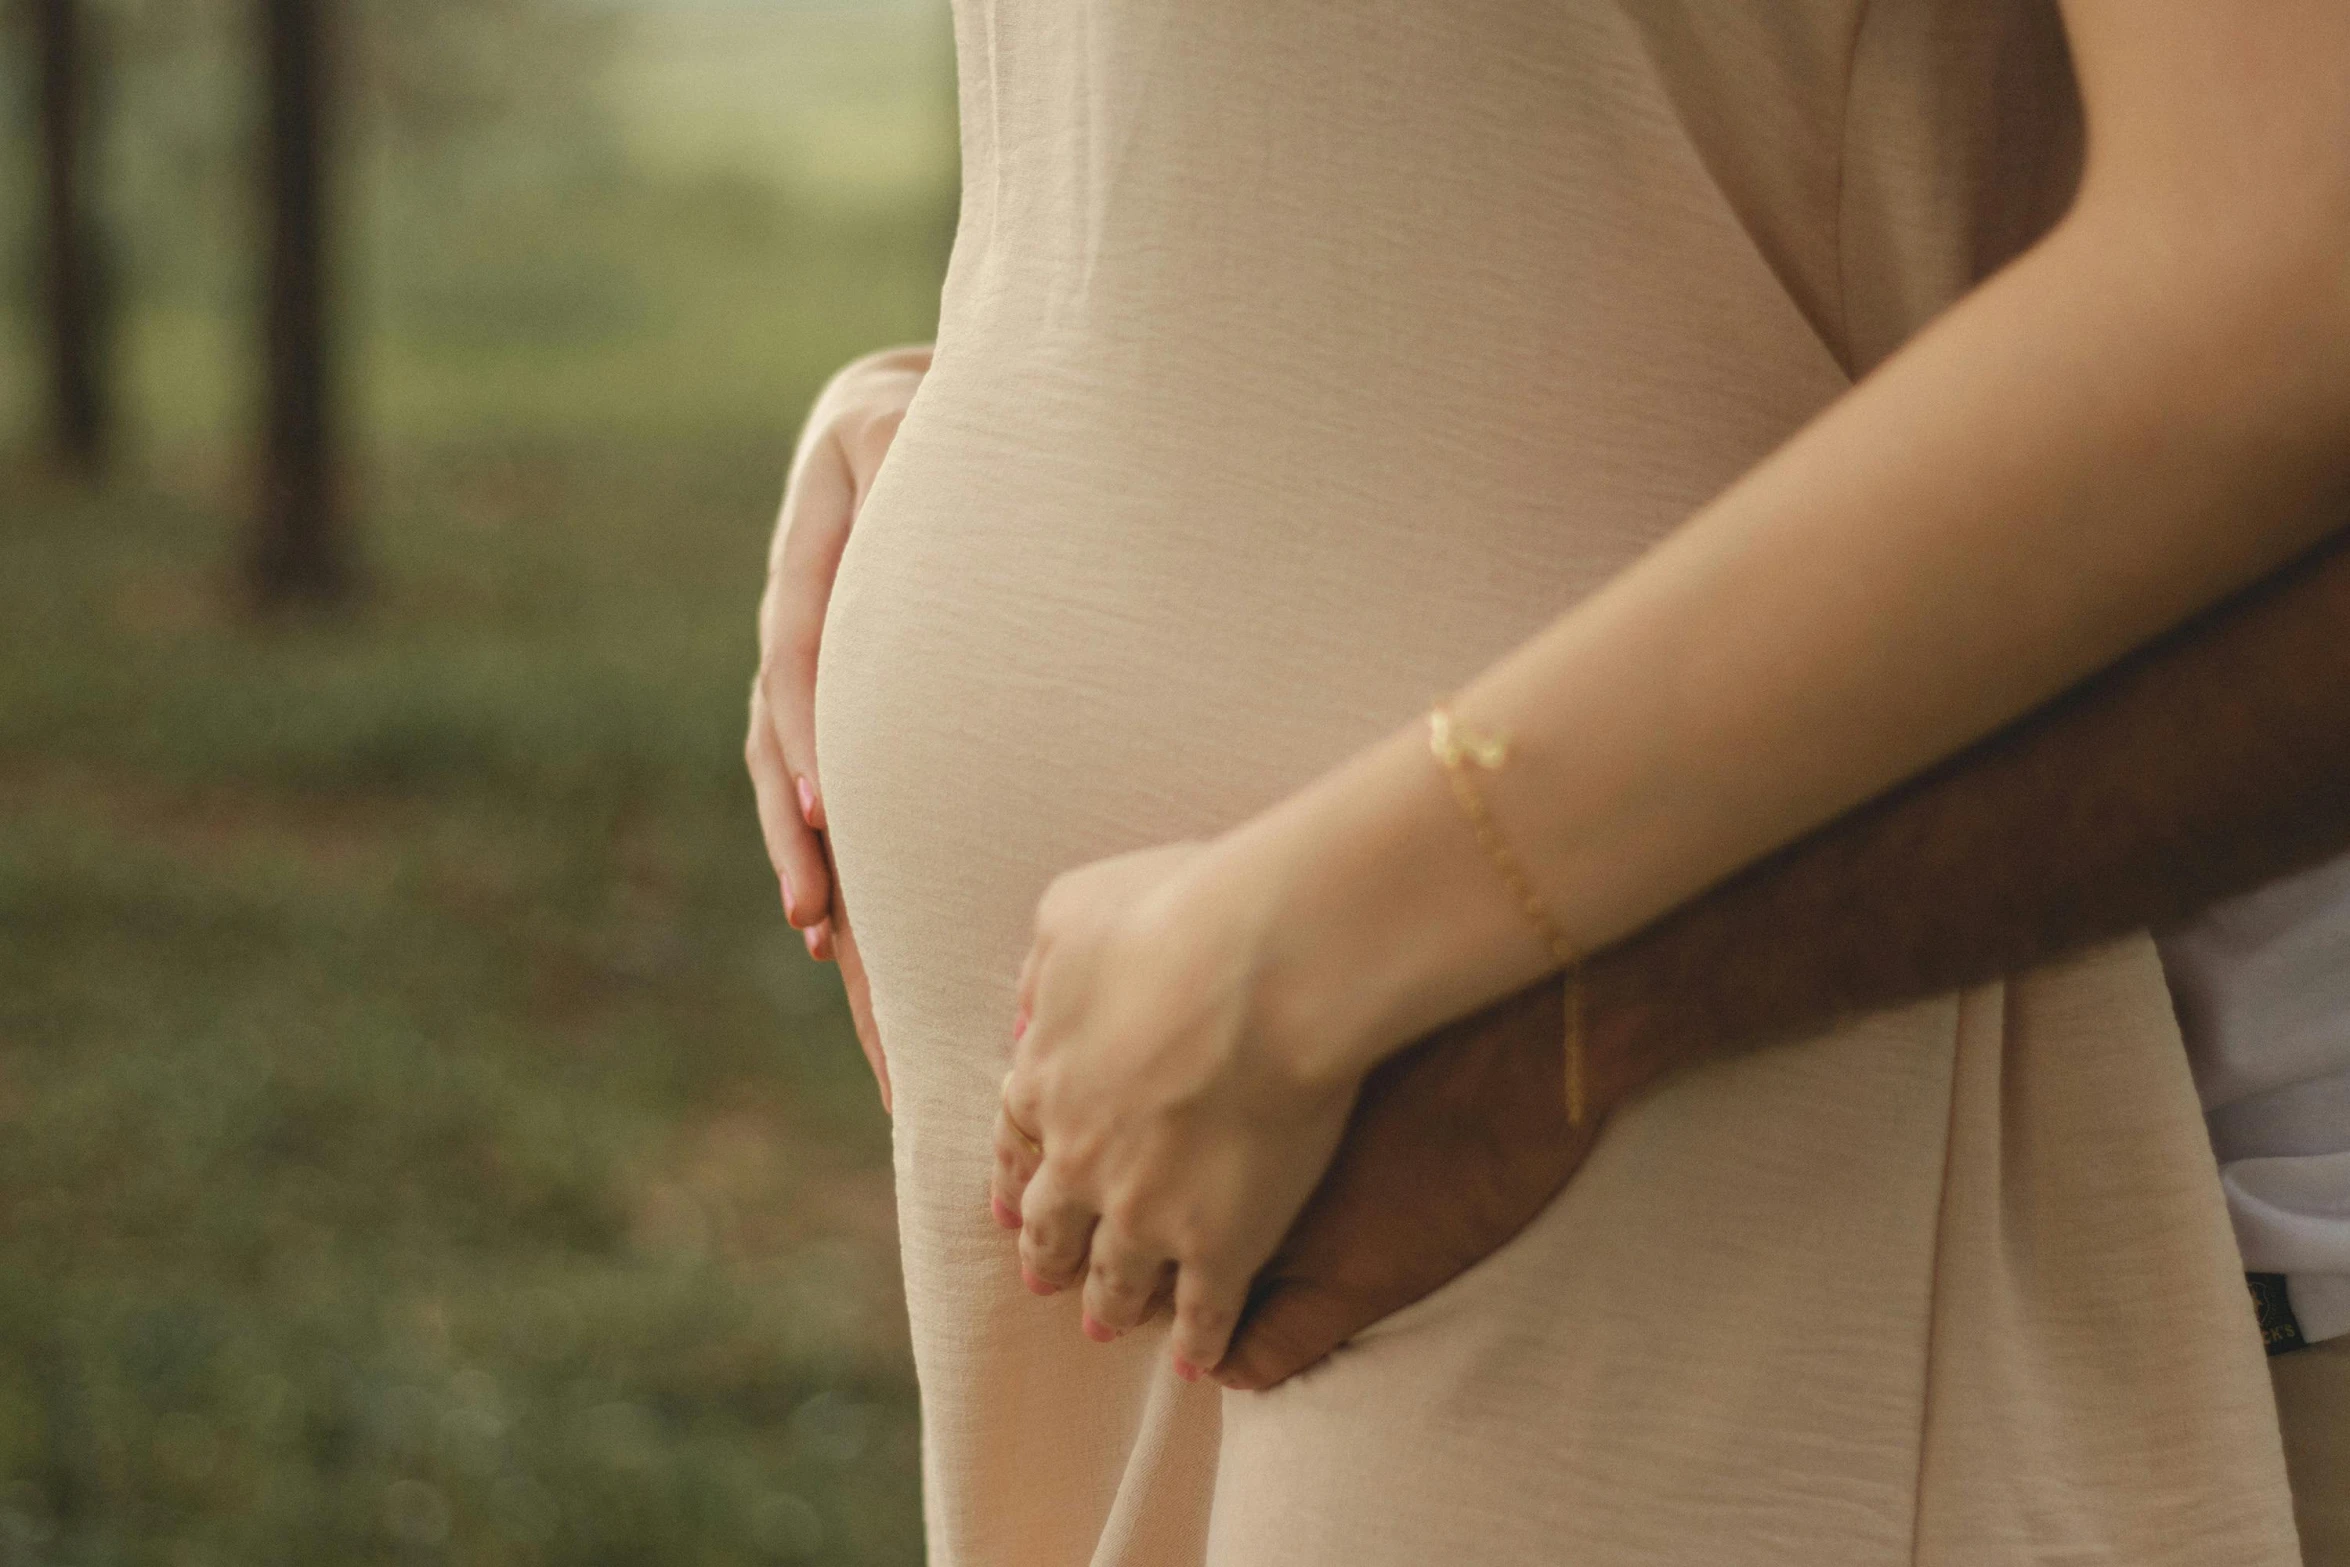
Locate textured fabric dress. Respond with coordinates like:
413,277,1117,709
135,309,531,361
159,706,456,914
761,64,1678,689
811,2,2306,1561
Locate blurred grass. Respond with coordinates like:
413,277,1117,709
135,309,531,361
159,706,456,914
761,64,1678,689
0,2,955,1561
0,426,932,1564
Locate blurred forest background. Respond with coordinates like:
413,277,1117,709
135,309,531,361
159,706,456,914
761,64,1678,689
1,0,955,1560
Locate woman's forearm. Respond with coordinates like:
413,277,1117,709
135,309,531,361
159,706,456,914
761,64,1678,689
1227,196,2350,1088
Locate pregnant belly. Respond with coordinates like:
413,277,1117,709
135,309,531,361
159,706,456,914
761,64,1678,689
812,419,1446,1072
803,350,1766,1083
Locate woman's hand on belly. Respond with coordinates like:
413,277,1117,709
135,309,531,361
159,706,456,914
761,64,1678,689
993,841,1361,1382
746,344,930,1110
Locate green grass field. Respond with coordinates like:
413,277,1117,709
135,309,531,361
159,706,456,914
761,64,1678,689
2,5,953,1560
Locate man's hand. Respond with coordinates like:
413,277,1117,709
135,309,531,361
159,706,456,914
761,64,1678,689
1216,980,1605,1391
1218,526,2350,1390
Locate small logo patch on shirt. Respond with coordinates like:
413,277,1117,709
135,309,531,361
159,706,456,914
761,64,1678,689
2248,1273,2308,1356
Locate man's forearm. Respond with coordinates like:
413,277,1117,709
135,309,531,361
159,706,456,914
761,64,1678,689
1585,523,2350,1104
1223,527,2350,1390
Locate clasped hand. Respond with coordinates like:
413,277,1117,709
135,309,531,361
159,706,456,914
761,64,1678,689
989,841,1361,1381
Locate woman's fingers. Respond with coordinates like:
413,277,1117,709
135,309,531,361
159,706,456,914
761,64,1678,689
753,429,857,928
994,1049,1047,1229
746,680,832,930
989,1101,1043,1233
758,655,832,852
1082,1227,1173,1340
1016,1164,1096,1293
1173,1259,1250,1383
762,437,857,834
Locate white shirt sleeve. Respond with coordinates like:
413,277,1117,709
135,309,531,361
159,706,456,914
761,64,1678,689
2159,851,2350,1347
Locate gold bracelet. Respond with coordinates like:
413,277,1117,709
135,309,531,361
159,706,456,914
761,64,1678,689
1427,701,1588,1127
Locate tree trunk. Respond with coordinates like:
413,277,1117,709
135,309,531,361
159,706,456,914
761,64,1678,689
34,0,109,475
250,0,351,606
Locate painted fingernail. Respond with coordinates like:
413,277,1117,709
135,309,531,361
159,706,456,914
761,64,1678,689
803,924,826,960
1012,1005,1030,1042
1021,1266,1057,1297
990,1196,1022,1230
1081,1312,1116,1344
796,776,818,825
1172,1356,1201,1383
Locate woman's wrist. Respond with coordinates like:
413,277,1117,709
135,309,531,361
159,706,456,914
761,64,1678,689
1193,713,1562,1093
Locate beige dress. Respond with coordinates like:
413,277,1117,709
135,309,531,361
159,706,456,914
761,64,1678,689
812,1,2304,1561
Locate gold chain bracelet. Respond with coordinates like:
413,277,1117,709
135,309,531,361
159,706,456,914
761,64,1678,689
1427,702,1588,1127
